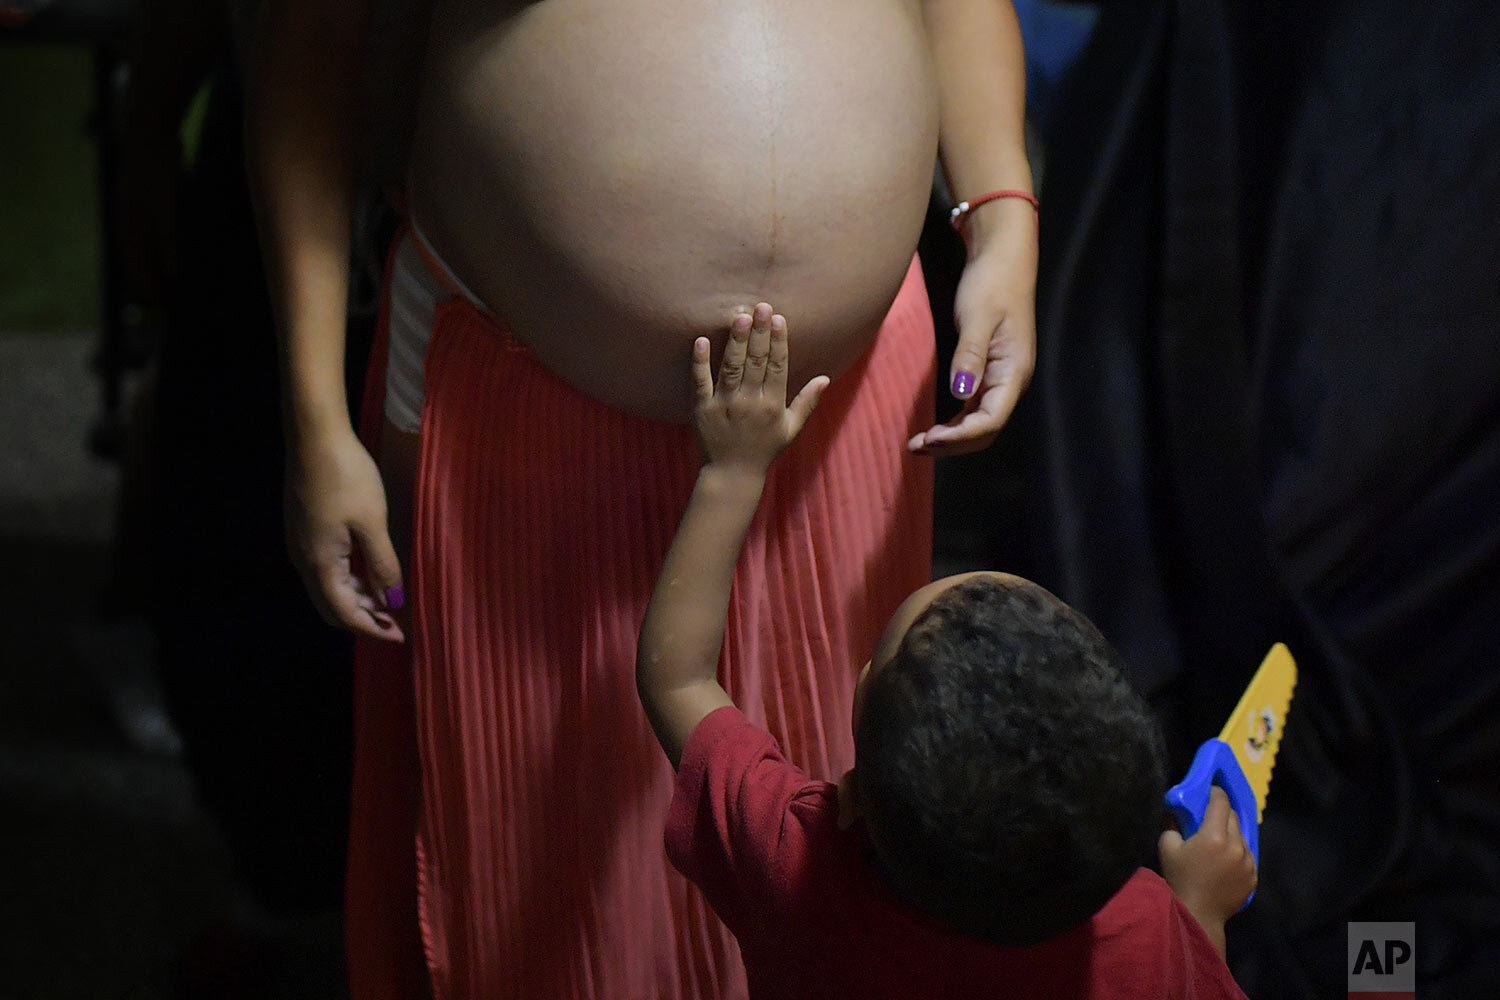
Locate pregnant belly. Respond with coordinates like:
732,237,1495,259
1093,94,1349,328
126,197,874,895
408,0,939,422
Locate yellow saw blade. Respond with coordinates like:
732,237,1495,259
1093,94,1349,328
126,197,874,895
1217,643,1298,824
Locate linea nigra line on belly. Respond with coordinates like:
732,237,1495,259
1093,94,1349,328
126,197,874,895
756,4,785,283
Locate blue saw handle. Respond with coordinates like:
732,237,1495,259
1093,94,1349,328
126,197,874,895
1163,739,1260,908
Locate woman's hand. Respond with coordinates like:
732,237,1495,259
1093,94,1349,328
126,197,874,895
909,199,1038,456
284,426,406,642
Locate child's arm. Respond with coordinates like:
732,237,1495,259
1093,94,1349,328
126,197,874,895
637,305,829,768
1158,786,1259,957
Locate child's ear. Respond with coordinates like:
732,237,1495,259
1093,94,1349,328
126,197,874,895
851,662,871,741
837,768,860,831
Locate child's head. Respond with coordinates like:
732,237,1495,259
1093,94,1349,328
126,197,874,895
851,572,1165,947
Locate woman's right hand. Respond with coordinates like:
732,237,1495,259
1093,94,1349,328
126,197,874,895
284,427,406,642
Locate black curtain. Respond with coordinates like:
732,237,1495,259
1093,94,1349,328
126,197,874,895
149,63,372,915
1031,1,1500,995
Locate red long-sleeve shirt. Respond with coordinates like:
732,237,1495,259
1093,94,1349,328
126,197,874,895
667,706,1248,1000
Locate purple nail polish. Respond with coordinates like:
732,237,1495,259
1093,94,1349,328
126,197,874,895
385,584,406,611
951,371,976,398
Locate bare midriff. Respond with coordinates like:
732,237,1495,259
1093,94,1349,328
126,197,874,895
406,0,939,423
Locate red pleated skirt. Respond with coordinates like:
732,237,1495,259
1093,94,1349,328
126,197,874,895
347,252,936,999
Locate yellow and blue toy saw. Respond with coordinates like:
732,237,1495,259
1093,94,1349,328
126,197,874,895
1163,643,1298,907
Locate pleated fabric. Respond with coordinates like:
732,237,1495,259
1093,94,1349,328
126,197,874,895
348,250,936,1000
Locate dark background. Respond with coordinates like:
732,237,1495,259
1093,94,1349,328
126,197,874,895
5,1,1499,997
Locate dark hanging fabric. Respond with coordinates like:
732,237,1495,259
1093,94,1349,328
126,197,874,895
149,62,373,915
1032,1,1500,995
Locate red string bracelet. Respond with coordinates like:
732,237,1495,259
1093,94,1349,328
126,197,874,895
949,189,1039,234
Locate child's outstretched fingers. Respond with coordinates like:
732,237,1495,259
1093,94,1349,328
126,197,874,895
717,311,752,395
770,311,829,435
765,311,791,401
693,305,827,466
743,302,774,393
691,336,716,404
787,373,831,436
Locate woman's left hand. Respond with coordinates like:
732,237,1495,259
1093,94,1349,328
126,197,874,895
909,202,1038,456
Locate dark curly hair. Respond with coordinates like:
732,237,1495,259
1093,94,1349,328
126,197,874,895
854,576,1165,947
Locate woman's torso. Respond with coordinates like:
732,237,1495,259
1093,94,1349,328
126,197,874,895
407,0,939,421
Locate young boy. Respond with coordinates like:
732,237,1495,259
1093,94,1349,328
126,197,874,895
638,304,1255,998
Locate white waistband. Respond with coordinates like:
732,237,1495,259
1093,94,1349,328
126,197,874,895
408,216,488,313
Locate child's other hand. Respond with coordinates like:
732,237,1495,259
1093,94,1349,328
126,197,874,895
692,303,830,473
1159,786,1258,926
